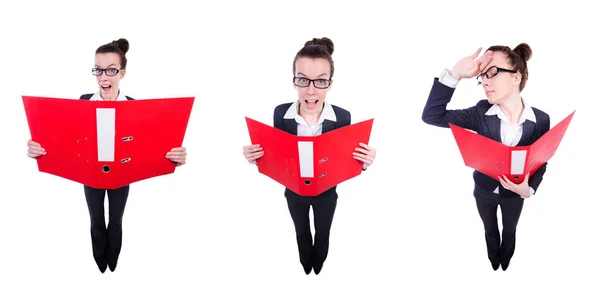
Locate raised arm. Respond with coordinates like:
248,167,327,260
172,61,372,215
422,47,494,132
422,76,480,131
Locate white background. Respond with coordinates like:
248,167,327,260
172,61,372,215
1,0,598,301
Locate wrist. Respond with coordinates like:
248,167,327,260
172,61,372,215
521,188,531,198
450,69,461,80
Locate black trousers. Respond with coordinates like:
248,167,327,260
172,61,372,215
474,186,524,265
83,185,129,269
285,189,338,269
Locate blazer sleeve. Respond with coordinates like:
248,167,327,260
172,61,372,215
421,78,481,132
341,108,351,127
273,104,286,131
527,113,551,193
79,94,93,100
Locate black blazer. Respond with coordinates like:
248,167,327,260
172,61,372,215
273,102,351,198
421,78,550,198
80,93,134,100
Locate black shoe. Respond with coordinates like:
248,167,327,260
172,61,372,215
501,261,510,271
97,261,107,273
313,262,323,275
108,261,118,272
492,262,500,271
302,264,312,275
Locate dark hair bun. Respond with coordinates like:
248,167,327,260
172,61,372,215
513,43,532,62
304,37,334,55
111,38,129,54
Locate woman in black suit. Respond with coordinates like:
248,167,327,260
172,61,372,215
422,43,550,271
26,38,188,273
242,37,377,275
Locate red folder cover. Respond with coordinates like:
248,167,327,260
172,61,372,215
449,111,575,184
245,117,374,196
23,95,194,189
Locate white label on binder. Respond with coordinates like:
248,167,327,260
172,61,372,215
511,150,527,175
96,108,115,162
298,141,314,178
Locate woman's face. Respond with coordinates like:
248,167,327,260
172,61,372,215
94,52,125,100
294,57,332,115
480,51,521,105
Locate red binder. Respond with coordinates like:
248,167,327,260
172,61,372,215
23,95,194,189
245,117,374,196
449,111,575,184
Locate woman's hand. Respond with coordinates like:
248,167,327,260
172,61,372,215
499,173,532,198
166,147,187,166
451,47,493,80
243,144,264,163
353,143,376,167
27,139,46,158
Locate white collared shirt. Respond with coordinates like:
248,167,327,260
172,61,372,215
89,90,128,101
484,101,536,147
250,101,367,169
438,69,536,197
283,100,367,170
283,100,337,136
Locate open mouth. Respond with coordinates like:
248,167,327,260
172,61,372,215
304,99,319,110
101,84,112,93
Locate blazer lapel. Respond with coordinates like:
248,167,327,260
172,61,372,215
517,120,535,146
322,120,336,134
283,118,297,135
484,115,502,142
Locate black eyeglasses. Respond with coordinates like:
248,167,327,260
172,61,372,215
92,67,123,77
476,66,517,84
293,77,331,89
